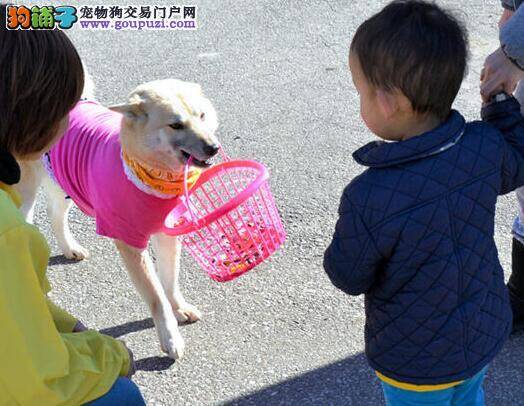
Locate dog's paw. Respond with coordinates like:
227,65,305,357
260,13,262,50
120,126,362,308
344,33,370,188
173,303,202,323
154,313,185,360
62,244,90,261
159,327,185,360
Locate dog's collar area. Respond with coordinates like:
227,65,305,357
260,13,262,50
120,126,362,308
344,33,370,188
121,149,201,199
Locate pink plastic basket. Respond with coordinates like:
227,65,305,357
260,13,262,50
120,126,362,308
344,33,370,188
163,153,286,282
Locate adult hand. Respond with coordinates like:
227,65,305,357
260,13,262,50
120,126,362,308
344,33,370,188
481,47,524,102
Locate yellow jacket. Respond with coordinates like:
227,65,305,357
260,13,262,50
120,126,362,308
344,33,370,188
0,183,130,405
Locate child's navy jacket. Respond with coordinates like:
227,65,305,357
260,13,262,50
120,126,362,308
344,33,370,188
324,97,524,385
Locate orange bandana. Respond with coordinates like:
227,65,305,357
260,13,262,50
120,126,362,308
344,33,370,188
122,150,201,196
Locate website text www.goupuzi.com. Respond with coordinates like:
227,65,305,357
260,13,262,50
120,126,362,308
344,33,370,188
79,18,196,30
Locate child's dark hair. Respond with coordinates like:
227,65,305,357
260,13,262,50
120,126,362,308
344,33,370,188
0,4,84,156
350,0,468,120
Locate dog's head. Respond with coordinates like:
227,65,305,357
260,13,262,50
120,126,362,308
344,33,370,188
110,79,219,171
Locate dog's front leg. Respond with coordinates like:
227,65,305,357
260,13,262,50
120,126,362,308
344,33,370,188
151,233,202,323
114,239,185,360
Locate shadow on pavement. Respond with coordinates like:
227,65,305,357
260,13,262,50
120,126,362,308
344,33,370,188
99,315,195,339
48,254,80,266
224,334,524,406
136,356,175,372
224,352,382,406
484,333,524,404
99,318,155,338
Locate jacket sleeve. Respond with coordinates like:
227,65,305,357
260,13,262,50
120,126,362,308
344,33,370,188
500,4,524,69
323,187,382,296
46,298,79,333
481,96,524,194
0,225,130,406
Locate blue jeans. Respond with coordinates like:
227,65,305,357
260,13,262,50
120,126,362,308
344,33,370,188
381,366,488,406
85,377,146,405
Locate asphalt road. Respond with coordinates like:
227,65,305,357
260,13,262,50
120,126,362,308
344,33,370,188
27,0,524,404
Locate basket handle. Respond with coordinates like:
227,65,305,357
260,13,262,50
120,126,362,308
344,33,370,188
182,146,229,225
219,146,230,162
183,156,198,225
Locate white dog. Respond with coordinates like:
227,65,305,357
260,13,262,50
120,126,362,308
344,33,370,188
16,76,220,360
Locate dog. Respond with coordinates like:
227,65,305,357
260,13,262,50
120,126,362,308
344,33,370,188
16,74,220,359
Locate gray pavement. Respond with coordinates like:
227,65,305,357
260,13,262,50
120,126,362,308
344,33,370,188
30,0,524,404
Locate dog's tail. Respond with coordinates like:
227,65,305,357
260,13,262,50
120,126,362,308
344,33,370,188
81,63,96,100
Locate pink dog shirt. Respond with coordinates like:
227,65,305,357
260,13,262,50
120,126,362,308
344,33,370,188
49,100,181,249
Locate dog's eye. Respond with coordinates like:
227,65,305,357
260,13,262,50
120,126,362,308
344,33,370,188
170,122,185,130
200,112,205,120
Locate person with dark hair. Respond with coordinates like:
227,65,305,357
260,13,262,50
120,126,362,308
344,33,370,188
0,5,144,405
323,1,524,404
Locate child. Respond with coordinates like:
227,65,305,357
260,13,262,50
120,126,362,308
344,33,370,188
0,6,144,405
323,1,524,404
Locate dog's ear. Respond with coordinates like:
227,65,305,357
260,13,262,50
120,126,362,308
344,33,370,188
109,97,147,121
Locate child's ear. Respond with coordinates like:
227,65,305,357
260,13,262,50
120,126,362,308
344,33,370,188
376,89,398,119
